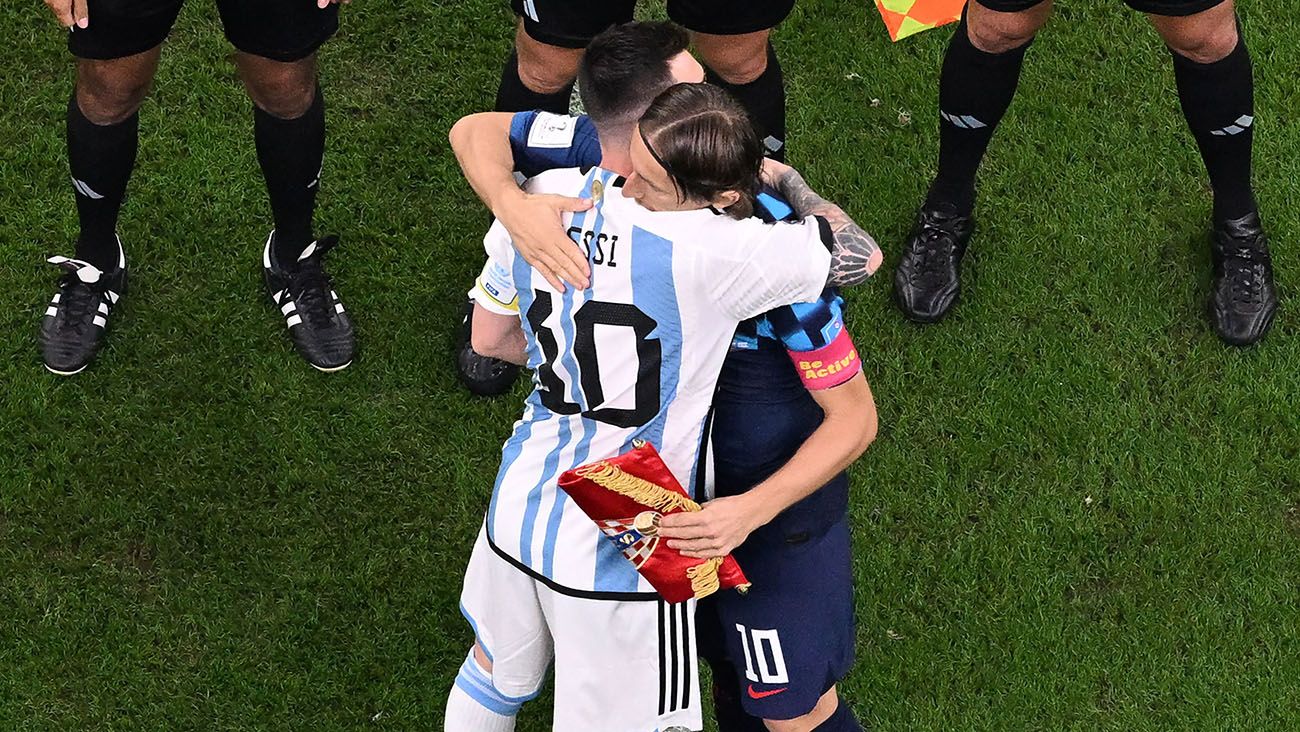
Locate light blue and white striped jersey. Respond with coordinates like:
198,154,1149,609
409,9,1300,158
470,166,832,598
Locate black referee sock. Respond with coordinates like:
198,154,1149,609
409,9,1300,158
1171,24,1257,223
68,96,137,272
926,15,1032,214
705,43,786,162
494,49,574,114
254,85,324,268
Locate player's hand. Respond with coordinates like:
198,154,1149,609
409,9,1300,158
46,0,89,29
496,191,593,291
660,495,762,559
317,0,350,7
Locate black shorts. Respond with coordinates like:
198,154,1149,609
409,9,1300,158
974,0,1226,16
510,0,795,49
68,0,338,61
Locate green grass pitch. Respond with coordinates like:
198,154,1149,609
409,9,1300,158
2,1,1298,729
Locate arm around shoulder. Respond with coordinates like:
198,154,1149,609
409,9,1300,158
766,162,883,288
448,112,520,214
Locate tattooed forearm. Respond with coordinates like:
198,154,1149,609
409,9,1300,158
774,167,832,218
774,168,882,288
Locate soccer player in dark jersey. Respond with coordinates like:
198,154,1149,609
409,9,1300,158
894,0,1277,346
659,164,877,732
449,22,881,731
38,0,355,375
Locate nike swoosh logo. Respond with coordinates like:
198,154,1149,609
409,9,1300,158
748,684,787,699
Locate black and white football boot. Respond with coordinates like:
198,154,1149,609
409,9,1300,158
1209,211,1278,347
454,298,520,396
263,232,355,372
39,238,127,376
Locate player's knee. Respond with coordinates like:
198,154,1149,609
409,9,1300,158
967,2,1048,53
471,643,493,673
704,51,768,86
514,32,581,95
238,55,318,119
1157,14,1239,64
763,716,815,732
762,688,846,732
75,62,153,124
695,32,770,85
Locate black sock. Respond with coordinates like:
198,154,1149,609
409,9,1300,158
813,698,863,732
1171,23,1257,222
68,96,137,271
494,49,574,114
705,43,786,161
255,84,324,267
926,14,1032,213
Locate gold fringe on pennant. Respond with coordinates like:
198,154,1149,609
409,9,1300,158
686,557,723,598
573,461,701,514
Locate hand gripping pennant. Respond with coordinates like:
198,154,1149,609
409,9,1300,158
558,440,751,604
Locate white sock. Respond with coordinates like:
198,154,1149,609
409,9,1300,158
443,652,522,732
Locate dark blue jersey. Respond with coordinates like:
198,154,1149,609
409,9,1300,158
712,193,855,540
508,111,602,179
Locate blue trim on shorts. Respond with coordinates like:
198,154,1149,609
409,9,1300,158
458,602,495,664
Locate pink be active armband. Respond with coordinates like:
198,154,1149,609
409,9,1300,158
788,328,862,391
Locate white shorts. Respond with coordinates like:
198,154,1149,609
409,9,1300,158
458,526,702,732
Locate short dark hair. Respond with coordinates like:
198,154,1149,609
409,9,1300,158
638,83,762,220
578,21,691,129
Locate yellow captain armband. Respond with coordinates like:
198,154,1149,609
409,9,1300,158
474,277,519,313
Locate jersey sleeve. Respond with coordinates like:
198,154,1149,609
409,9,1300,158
698,215,833,322
771,291,863,391
508,111,602,178
767,289,847,352
469,219,520,315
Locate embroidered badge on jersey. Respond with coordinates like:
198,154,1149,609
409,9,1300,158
526,111,578,149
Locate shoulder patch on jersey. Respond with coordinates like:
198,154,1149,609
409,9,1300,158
527,112,579,149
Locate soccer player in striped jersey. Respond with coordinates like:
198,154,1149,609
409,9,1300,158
451,23,878,395
451,21,705,396
444,82,877,731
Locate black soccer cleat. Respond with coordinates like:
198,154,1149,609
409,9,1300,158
1209,211,1278,347
893,202,975,324
455,298,521,396
39,239,127,376
263,232,356,372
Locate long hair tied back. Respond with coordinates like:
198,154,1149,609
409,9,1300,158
638,83,762,220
